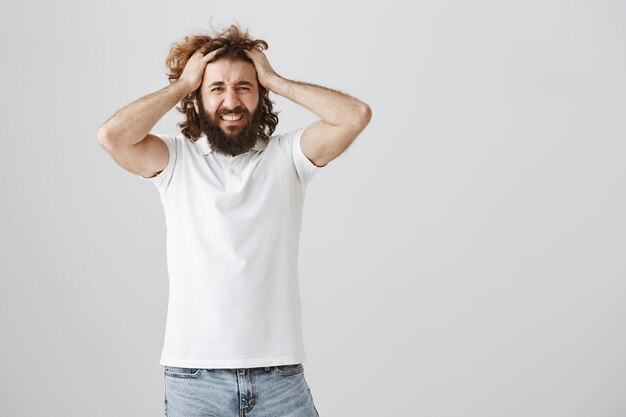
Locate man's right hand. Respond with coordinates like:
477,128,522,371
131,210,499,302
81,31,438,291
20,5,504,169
178,46,224,93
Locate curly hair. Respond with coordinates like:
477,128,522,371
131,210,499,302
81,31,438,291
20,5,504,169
164,23,279,142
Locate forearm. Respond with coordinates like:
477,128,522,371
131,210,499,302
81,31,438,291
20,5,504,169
267,76,370,127
98,80,192,147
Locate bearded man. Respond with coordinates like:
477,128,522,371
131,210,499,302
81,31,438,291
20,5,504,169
98,23,371,417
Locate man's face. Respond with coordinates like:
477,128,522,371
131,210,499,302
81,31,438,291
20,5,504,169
194,57,262,156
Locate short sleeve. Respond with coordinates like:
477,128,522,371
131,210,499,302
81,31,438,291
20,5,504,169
137,134,177,189
290,126,323,185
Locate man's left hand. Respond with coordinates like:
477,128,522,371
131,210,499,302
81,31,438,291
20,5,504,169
244,46,280,91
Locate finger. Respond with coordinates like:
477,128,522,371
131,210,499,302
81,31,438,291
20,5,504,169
195,45,209,55
243,48,258,57
204,46,225,59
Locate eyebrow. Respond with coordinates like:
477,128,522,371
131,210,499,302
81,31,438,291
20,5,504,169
207,81,254,88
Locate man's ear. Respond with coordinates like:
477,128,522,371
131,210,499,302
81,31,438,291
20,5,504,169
193,97,199,114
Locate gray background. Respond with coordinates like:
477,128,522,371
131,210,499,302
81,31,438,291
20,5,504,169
1,0,625,416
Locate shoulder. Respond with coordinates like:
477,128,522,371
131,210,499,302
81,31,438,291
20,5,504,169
165,133,205,156
270,127,305,151
270,127,323,184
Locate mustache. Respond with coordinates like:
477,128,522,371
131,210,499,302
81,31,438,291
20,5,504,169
218,107,247,116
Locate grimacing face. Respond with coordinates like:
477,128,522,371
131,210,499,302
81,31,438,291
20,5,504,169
194,58,259,137
193,57,263,156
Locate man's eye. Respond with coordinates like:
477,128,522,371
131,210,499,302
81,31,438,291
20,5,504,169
237,87,250,91
211,87,223,92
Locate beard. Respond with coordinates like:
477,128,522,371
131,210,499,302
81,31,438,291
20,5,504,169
196,97,264,157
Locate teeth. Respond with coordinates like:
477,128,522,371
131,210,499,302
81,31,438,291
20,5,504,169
221,114,243,121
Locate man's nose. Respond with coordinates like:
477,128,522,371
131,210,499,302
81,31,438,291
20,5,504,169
222,88,240,109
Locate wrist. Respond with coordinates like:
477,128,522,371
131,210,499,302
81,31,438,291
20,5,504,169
172,79,196,98
265,74,289,96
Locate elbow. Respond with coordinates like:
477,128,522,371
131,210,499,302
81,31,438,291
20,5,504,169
97,125,116,149
351,103,372,131
360,104,372,126
97,126,109,147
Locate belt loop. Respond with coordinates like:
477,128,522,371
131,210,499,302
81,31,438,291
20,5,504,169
264,366,270,371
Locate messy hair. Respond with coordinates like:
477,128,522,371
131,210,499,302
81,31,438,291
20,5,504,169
164,23,279,142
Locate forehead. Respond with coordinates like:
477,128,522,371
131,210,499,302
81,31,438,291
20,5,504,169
202,58,258,85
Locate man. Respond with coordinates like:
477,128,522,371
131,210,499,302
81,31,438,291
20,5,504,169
98,24,371,417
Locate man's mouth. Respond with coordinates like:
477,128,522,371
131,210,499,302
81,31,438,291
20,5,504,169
220,114,244,122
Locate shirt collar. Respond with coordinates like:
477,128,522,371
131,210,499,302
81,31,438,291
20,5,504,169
193,133,267,156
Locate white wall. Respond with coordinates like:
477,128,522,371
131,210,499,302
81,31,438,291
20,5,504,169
1,1,624,416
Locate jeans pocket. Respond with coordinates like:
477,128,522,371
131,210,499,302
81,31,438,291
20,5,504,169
271,363,304,376
164,366,203,379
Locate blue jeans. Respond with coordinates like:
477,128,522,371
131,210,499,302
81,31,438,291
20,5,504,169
163,364,320,417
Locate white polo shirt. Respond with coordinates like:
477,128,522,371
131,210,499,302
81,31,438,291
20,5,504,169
138,127,321,369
